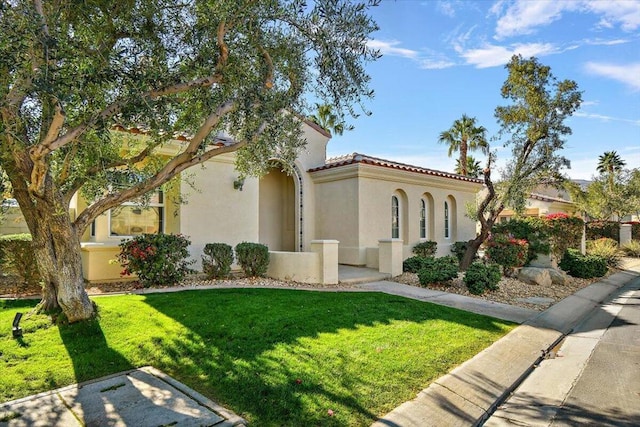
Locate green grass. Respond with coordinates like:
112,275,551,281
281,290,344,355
0,289,515,426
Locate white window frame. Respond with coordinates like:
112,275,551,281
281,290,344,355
108,190,165,238
391,195,400,239
420,199,427,239
444,201,450,239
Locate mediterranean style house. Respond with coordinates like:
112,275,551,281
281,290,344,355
3,119,485,282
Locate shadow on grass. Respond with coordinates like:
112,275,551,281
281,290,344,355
140,288,512,425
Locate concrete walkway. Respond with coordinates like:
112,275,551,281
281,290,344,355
371,261,640,427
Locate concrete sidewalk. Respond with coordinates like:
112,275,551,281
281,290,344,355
0,366,246,427
371,262,640,427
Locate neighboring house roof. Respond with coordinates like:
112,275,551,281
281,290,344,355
308,152,484,183
529,192,575,205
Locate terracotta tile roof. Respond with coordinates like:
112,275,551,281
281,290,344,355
111,124,235,147
529,192,574,204
308,153,484,183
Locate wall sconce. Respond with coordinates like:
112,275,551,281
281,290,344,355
233,177,245,191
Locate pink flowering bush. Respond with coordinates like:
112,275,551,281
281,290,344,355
544,213,583,259
485,233,529,271
118,233,194,287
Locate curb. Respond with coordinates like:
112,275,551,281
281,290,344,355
372,266,640,427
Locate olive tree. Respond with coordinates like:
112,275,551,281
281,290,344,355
460,55,582,270
0,0,380,322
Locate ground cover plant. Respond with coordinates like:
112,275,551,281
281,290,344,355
0,290,514,426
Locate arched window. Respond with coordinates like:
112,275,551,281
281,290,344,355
444,201,450,239
391,196,399,238
420,199,426,239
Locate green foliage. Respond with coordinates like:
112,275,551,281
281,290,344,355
621,240,640,257
403,256,428,273
628,222,640,240
492,217,549,263
559,249,608,279
463,262,502,295
0,234,40,287
235,242,270,277
544,213,584,260
438,114,488,177
451,241,473,262
485,234,529,269
412,241,437,258
586,238,621,268
417,256,459,286
586,220,619,242
202,243,234,279
118,234,194,287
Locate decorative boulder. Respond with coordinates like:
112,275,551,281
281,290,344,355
529,253,557,269
548,268,568,285
518,267,552,287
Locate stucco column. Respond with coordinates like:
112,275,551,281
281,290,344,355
311,240,339,285
620,224,632,246
378,239,403,277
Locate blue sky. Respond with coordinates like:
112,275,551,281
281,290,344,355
325,0,640,180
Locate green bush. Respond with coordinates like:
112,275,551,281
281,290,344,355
586,220,619,242
412,241,437,258
463,262,502,295
559,248,608,279
118,233,194,287
621,240,640,257
493,217,549,263
417,256,459,286
586,238,621,268
202,243,234,279
403,256,428,273
544,213,584,260
0,233,41,287
485,233,529,270
450,241,475,263
235,242,270,277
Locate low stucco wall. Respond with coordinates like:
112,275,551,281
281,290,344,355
267,251,321,284
80,243,127,282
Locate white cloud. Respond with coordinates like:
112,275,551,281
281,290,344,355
584,61,640,91
459,42,559,68
367,39,418,59
367,39,456,70
574,111,640,126
493,0,640,39
436,0,456,18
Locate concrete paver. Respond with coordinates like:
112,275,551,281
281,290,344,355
0,367,245,427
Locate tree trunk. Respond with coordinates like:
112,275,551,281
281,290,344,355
29,203,95,322
460,232,488,271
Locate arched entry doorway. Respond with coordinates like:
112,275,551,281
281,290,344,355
259,164,296,251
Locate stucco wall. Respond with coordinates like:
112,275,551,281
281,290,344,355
311,163,481,264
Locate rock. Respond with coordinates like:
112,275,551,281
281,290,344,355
518,267,552,286
529,253,557,269
548,268,568,285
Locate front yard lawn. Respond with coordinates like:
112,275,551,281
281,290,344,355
0,289,515,426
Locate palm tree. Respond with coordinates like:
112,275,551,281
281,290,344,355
438,114,488,176
455,156,482,178
597,151,626,191
307,103,352,136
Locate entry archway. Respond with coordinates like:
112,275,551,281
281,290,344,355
259,164,296,251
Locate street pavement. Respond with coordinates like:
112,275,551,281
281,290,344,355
485,274,640,426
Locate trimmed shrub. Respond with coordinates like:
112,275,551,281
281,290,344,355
586,220,619,242
451,241,475,263
544,213,584,260
559,248,608,279
412,241,437,258
417,256,459,286
586,238,621,268
403,256,428,273
118,233,194,287
492,217,549,264
485,233,529,270
463,262,502,295
0,233,41,287
621,240,640,257
235,242,270,277
202,243,234,279
629,222,640,240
